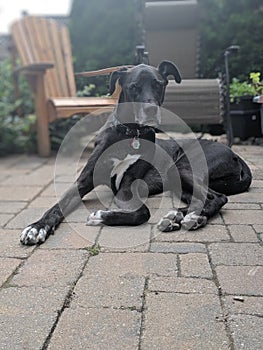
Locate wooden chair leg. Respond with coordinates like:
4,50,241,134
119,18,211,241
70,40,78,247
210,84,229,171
32,74,51,157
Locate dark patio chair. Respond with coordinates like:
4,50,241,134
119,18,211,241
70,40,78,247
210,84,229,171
144,0,232,144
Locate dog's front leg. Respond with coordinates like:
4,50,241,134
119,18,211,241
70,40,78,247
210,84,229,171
20,185,84,245
20,140,109,245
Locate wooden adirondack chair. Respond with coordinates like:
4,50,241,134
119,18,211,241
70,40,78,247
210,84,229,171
11,16,129,156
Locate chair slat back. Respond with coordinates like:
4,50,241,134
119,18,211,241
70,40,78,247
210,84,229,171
11,16,76,97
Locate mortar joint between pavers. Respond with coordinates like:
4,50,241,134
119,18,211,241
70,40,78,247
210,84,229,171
40,252,91,350
206,245,236,350
138,276,149,350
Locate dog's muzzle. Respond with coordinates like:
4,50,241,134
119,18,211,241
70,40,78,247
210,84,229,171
134,102,161,126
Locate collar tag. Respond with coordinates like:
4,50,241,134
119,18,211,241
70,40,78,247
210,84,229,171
131,137,140,150
131,130,140,150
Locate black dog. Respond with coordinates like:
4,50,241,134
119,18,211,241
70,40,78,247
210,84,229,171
20,61,252,245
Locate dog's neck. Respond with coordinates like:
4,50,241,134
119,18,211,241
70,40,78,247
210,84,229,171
111,114,140,136
110,114,156,150
111,114,158,134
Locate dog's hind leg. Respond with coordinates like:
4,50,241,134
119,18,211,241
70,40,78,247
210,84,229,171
157,169,228,231
180,189,227,230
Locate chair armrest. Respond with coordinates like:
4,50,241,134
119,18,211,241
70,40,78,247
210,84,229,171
14,62,54,76
75,65,134,77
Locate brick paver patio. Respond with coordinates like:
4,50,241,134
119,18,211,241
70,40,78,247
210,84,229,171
0,145,262,349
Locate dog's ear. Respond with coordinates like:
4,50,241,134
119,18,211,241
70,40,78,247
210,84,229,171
158,61,182,84
109,67,128,95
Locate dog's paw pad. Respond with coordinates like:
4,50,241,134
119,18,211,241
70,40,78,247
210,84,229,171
87,210,106,226
157,210,183,232
181,212,207,230
20,225,49,245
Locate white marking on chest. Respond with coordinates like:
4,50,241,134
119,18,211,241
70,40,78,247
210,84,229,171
111,154,141,190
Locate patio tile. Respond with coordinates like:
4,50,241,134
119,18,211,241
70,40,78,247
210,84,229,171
0,258,21,286
216,266,263,295
48,308,141,350
0,229,34,258
0,186,42,201
222,209,263,224
141,293,229,350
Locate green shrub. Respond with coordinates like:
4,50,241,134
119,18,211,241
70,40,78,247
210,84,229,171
70,0,142,94
0,59,36,155
230,72,263,102
199,0,263,80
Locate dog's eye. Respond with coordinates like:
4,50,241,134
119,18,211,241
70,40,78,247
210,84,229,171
129,84,140,93
153,80,163,90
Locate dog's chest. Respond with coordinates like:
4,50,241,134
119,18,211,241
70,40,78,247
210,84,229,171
110,154,141,190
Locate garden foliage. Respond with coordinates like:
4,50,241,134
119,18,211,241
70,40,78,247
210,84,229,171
199,0,263,80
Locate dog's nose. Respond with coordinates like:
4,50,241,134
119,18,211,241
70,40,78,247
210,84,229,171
143,104,159,118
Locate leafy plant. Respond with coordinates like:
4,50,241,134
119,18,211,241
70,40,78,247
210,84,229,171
0,115,37,156
77,83,97,97
70,0,142,94
0,59,36,155
230,72,263,102
199,0,263,80
86,244,101,256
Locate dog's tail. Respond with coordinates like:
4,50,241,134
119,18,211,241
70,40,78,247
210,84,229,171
227,156,252,195
210,155,252,196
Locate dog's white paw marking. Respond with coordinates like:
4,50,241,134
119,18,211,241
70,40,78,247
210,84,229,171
20,225,48,245
87,210,105,226
157,210,184,232
181,211,207,230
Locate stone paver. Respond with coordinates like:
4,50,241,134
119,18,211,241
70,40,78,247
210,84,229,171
39,223,100,249
11,249,88,287
0,145,262,349
0,286,68,350
223,295,263,317
6,208,46,229
98,225,151,250
0,201,27,214
83,253,178,277
0,186,42,201
148,276,217,294
222,209,263,224
152,224,230,242
0,229,34,258
150,242,206,253
48,308,141,350
0,213,14,227
216,266,263,295
0,258,21,286
72,274,145,309
228,224,259,242
229,315,263,350
141,293,230,350
209,243,263,265
180,253,213,278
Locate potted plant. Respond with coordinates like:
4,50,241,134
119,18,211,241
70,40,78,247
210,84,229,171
229,72,263,140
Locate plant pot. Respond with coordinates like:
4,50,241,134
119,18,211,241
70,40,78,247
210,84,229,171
230,95,262,140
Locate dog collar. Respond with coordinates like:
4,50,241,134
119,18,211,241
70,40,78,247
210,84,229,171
111,115,141,149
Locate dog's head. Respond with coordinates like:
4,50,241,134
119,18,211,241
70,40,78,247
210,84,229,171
109,61,181,126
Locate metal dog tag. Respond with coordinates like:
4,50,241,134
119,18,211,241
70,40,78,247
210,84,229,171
131,137,140,150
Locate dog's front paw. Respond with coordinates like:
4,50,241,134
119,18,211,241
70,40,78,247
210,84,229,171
181,212,207,230
157,210,184,232
20,223,53,245
87,210,108,226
